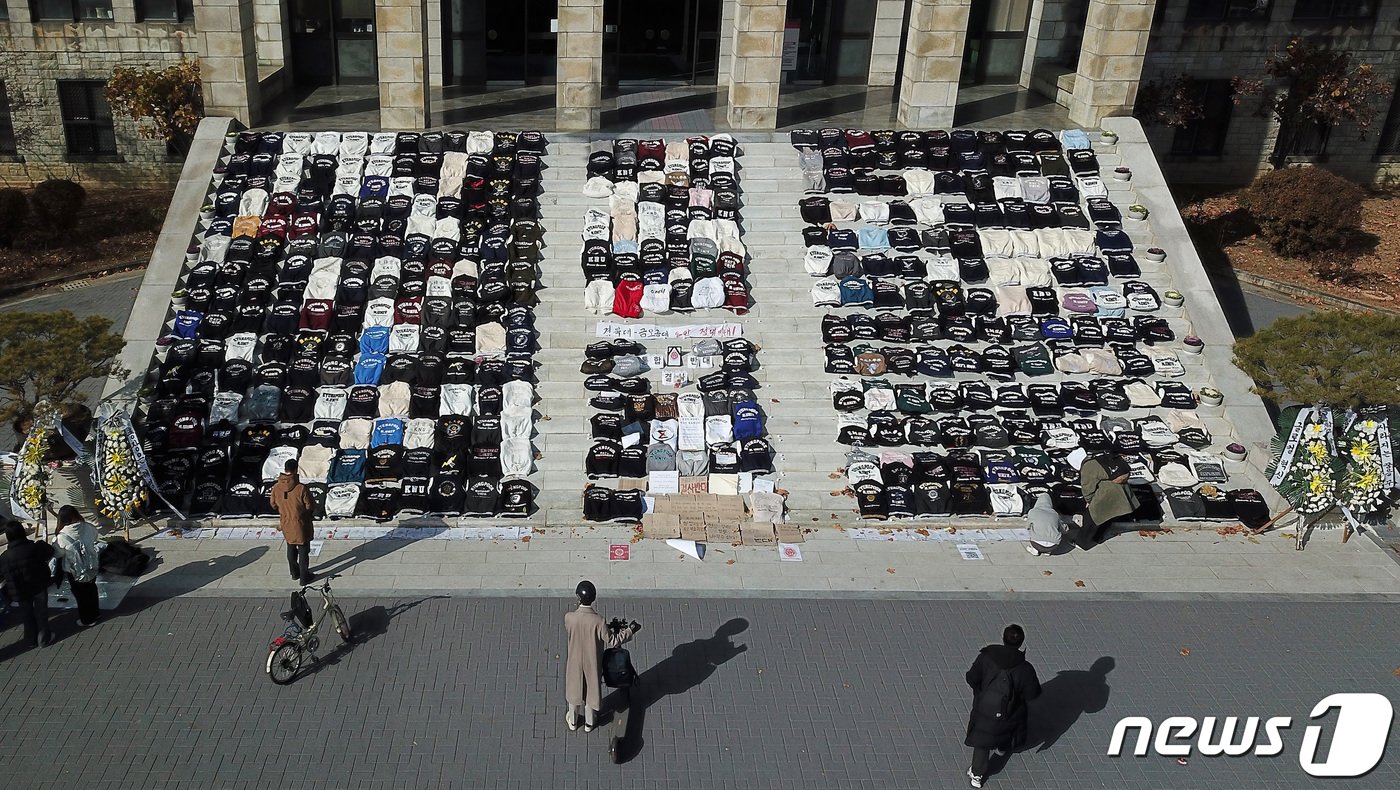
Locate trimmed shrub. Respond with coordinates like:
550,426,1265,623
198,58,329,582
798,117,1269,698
0,189,27,248
1238,168,1365,258
29,179,88,234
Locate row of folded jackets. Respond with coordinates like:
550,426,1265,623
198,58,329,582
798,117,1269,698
585,135,739,185
832,396,1209,450
796,166,1109,203
811,280,1175,326
802,224,1134,261
803,251,1140,288
789,128,1101,184
220,128,546,196
580,338,775,482
145,421,534,520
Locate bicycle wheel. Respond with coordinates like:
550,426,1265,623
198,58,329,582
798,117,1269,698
266,642,303,685
331,605,353,643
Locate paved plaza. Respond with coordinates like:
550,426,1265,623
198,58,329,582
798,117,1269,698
1,595,1397,789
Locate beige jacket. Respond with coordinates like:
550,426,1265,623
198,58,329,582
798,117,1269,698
564,604,635,710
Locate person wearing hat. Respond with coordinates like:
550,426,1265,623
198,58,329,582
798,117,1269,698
1024,493,1068,556
564,580,638,732
1074,453,1137,549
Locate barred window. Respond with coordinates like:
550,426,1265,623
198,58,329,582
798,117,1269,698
136,0,193,21
58,80,118,158
32,1,113,20
1377,91,1400,156
1170,80,1235,156
0,82,17,155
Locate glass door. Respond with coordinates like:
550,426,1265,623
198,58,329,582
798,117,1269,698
289,0,378,86
445,0,555,85
603,0,721,85
783,0,876,85
961,0,1031,85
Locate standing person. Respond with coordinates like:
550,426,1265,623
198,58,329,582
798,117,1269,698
268,459,315,585
0,520,56,647
1025,493,1067,556
564,580,637,733
964,624,1042,788
1073,453,1137,549
52,505,101,627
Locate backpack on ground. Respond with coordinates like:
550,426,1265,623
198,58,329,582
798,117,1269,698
98,538,151,577
974,667,1015,721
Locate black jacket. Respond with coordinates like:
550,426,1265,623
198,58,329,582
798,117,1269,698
0,536,55,600
964,644,1042,749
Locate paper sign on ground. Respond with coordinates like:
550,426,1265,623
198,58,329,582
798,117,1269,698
596,322,743,340
308,540,324,557
778,543,803,561
648,471,679,494
957,543,986,561
609,544,630,561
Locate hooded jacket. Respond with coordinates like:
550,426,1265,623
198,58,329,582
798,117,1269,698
0,533,55,600
268,472,315,544
964,643,1042,749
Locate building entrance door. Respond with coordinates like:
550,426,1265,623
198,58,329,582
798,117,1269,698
603,0,721,85
783,0,876,85
444,0,558,86
289,0,379,86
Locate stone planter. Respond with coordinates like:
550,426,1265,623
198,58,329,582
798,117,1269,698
1113,167,1132,181
1099,131,1119,145
1223,443,1248,461
1183,335,1204,354
1146,247,1167,262
1163,289,1184,307
1198,387,1224,406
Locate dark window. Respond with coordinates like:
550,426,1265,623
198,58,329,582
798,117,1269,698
58,80,118,157
1286,121,1331,157
1170,79,1234,156
1292,0,1376,21
1377,90,1400,156
32,0,113,20
136,0,193,21
0,82,16,155
1183,0,1271,22
0,2,10,21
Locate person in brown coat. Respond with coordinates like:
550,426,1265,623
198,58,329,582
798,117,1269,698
564,580,637,732
268,459,315,584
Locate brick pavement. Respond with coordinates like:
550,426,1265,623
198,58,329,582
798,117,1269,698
1,595,1397,789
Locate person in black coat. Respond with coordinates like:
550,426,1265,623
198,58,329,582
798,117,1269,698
0,520,56,647
964,624,1042,788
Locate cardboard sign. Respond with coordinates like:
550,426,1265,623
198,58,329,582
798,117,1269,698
609,544,630,561
743,522,777,546
776,524,805,544
642,512,681,539
706,521,742,545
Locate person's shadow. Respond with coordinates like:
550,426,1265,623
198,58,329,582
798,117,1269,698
605,617,749,763
1020,656,1116,753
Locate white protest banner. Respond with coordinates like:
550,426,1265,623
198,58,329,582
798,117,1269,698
595,322,743,340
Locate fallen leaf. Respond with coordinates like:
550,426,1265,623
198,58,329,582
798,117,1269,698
1043,570,1053,576
811,517,819,522
539,414,551,421
828,472,841,479
1074,580,1086,588
946,527,957,534
520,535,531,543
1392,667,1400,677
771,398,781,403
725,559,736,565
878,528,893,535
886,568,896,574
914,528,930,536
1180,647,1191,657
842,681,851,688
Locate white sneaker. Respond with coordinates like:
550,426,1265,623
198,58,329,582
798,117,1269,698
1025,545,1040,556
967,768,983,788
565,711,578,731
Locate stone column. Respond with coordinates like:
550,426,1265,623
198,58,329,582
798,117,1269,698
1068,0,1156,127
1019,0,1067,90
376,0,431,130
716,0,739,86
726,0,785,129
897,0,971,129
868,0,906,88
556,0,604,131
194,0,261,125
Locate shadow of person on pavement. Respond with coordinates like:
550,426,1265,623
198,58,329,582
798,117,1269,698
605,617,749,763
1021,656,1116,753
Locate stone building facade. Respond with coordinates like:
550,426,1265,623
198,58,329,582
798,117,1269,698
1,0,1398,186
